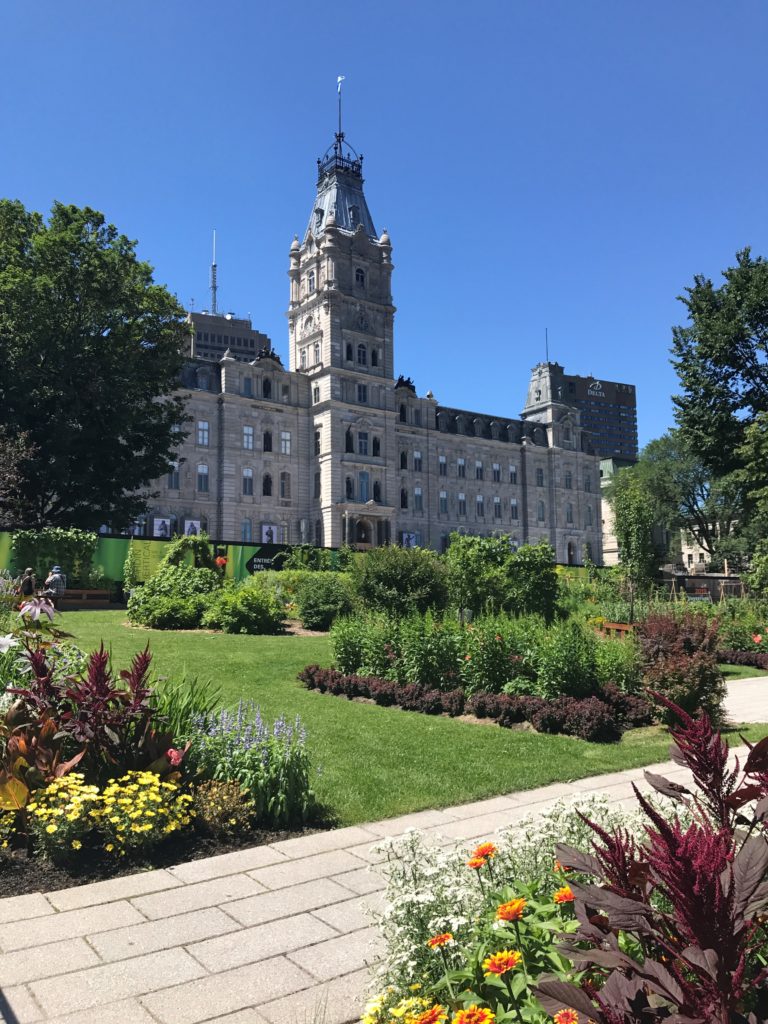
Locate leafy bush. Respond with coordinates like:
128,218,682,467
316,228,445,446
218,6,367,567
594,633,642,692
127,564,221,629
295,573,354,631
159,533,219,572
329,616,366,674
11,527,98,587
192,779,254,837
358,615,402,678
398,613,463,690
201,583,284,635
635,611,726,723
187,702,315,827
352,546,448,617
533,619,597,699
718,647,768,670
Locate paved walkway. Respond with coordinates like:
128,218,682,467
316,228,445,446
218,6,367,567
0,677,766,1024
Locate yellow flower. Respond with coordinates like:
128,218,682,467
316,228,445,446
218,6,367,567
45,824,57,834
71,840,82,850
105,843,114,852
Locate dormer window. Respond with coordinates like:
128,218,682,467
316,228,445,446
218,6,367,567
355,268,366,287
349,205,360,227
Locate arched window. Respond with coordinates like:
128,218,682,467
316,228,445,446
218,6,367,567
280,472,291,499
345,476,354,500
314,342,321,364
565,470,572,490
355,268,365,287
263,430,272,452
345,343,353,362
357,344,367,366
263,473,272,497
371,349,378,367
536,467,544,487
373,481,382,503
242,468,253,495
400,450,408,470
372,437,380,457
345,428,354,454
263,378,272,399
300,349,307,369
241,518,252,543
308,270,315,292
399,404,407,423
400,488,408,509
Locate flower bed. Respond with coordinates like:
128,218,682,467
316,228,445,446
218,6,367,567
718,648,768,670
298,666,653,743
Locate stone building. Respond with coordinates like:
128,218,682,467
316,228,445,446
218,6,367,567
143,133,604,564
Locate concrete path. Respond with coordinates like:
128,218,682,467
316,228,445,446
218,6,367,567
0,677,766,1024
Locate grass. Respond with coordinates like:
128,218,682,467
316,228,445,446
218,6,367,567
65,611,768,826
719,663,768,680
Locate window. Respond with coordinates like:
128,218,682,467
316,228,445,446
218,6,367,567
399,404,407,423
241,518,252,543
475,460,483,480
359,471,370,502
509,464,517,484
400,488,408,509
242,468,254,495
372,437,380,457
197,464,209,493
414,486,423,512
243,425,254,450
400,450,408,470
457,457,466,478
438,455,447,476
564,470,572,490
263,473,272,496
314,342,321,364
345,428,354,453
538,500,546,522
566,502,574,524
263,378,272,399
510,498,518,520
358,431,369,456
314,429,321,456
357,383,368,403
536,467,544,487
699,552,705,563
414,450,423,472
584,475,591,493
314,472,321,499
263,430,272,452
167,462,179,490
279,471,291,500
242,377,253,397
476,495,485,517
346,476,354,500
355,267,366,287
373,480,382,502
439,490,448,514
586,505,593,526
493,496,501,518
414,409,421,426
282,384,289,401
300,349,307,369
308,271,315,292
687,553,693,566
357,344,367,366
349,204,360,226
492,463,501,483
280,431,291,455
345,343,353,362
312,385,320,404
197,420,209,446
458,492,467,516
563,424,572,443
371,349,378,367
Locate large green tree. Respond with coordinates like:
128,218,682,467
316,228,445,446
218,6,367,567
607,470,659,619
0,200,187,529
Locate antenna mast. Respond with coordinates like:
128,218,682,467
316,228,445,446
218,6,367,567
210,230,218,315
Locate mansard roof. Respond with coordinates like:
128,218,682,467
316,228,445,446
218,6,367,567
305,134,377,241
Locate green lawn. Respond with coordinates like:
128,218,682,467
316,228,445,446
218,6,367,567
720,663,768,680
65,611,768,826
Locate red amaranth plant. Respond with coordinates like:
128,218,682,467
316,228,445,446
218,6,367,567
535,694,768,1023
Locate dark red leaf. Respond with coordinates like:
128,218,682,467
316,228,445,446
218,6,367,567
644,771,691,800
733,837,768,918
533,980,602,1020
744,735,768,775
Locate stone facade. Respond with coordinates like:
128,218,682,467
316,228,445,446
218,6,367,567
144,133,604,564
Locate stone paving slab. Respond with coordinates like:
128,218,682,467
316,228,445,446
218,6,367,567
0,681,764,1024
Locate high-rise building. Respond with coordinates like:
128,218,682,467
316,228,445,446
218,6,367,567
545,367,638,461
143,131,604,564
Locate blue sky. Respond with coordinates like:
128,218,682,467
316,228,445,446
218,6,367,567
2,1,766,447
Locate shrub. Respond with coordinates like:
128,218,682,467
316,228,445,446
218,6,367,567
295,573,354,631
90,771,194,857
26,774,100,862
635,612,726,724
440,689,465,717
201,583,284,634
398,613,463,690
594,633,642,692
359,615,402,678
352,546,448,617
329,616,366,674
533,619,597,699
598,682,654,727
127,564,220,629
717,647,768,670
192,779,254,837
563,695,621,742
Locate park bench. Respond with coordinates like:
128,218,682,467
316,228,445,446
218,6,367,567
598,621,634,639
58,588,112,611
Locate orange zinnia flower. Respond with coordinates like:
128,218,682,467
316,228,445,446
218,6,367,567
472,842,498,859
554,885,575,904
452,1007,495,1024
482,949,522,976
753,634,763,644
426,932,453,948
412,1006,448,1024
496,897,527,921
467,856,486,870
553,1011,579,1024
553,859,571,873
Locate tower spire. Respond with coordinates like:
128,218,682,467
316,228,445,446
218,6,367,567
337,75,345,141
210,229,218,315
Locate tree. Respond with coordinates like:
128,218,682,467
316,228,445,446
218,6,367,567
671,248,768,480
0,425,36,528
607,470,659,620
0,200,188,529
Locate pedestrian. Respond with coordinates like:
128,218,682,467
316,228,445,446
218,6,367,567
18,567,36,600
43,565,66,608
